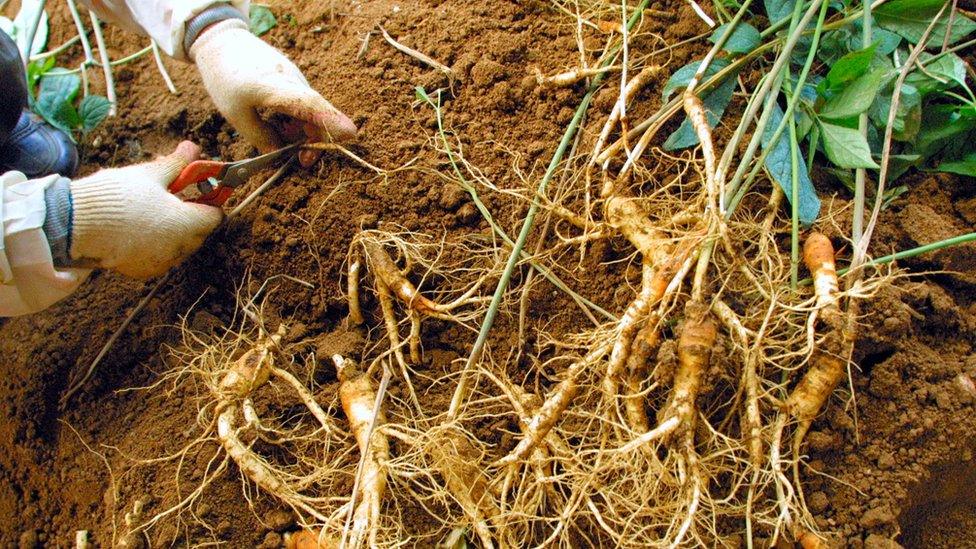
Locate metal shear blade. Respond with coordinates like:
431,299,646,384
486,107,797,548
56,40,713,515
168,143,299,206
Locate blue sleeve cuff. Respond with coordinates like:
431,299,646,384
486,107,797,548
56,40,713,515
183,4,250,54
42,176,73,268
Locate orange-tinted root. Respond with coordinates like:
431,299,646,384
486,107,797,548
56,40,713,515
623,315,662,434
664,302,717,431
804,232,841,326
787,352,845,444
361,240,441,315
789,232,848,447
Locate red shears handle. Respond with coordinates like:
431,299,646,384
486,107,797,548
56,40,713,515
168,160,234,207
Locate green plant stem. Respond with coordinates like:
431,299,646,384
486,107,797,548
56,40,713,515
724,0,830,216
717,0,826,209
62,45,151,75
446,0,652,420
789,89,801,289
693,0,754,83
29,36,80,62
805,124,819,172
853,0,873,248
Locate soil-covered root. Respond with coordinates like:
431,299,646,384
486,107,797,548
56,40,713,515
426,426,503,549
334,355,389,549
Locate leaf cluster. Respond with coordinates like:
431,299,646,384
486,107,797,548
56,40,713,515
664,0,976,224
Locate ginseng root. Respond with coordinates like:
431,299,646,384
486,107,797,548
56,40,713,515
495,343,611,466
334,355,389,549
428,428,501,549
664,302,717,437
787,233,847,450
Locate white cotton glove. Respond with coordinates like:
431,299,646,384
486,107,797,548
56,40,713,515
189,19,358,166
69,142,223,279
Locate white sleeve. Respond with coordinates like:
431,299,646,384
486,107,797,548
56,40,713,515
0,171,91,317
81,0,250,60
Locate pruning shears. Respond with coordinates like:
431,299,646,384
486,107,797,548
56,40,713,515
168,143,299,207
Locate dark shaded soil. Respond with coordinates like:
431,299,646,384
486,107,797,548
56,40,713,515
0,1,973,547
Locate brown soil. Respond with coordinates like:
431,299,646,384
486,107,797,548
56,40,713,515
0,1,974,547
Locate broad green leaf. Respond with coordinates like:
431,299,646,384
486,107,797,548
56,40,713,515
818,120,879,169
12,0,48,57
709,22,761,54
35,69,81,135
764,0,797,25
875,0,976,47
818,23,901,65
886,154,922,181
249,5,277,36
937,154,976,176
79,95,112,132
26,55,55,93
662,58,732,102
869,82,922,142
906,52,967,95
820,69,887,120
662,59,737,150
762,104,820,225
824,43,878,90
915,106,976,162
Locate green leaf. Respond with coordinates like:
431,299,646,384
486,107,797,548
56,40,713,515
869,82,922,142
764,0,797,25
249,4,277,36
662,59,737,150
820,69,887,120
79,95,112,132
709,22,761,54
915,105,976,162
937,153,976,176
762,104,820,225
818,22,901,65
875,0,976,47
886,154,922,181
26,55,55,93
824,43,878,90
662,58,732,102
34,69,81,135
818,119,879,169
906,52,967,96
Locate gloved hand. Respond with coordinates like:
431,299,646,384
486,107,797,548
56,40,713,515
69,141,223,278
189,19,357,166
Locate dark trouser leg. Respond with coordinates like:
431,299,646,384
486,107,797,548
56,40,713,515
0,31,28,145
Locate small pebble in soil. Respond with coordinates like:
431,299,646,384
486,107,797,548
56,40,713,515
864,533,905,549
259,531,283,548
808,491,830,514
18,530,39,549
860,504,895,529
439,183,467,211
265,509,295,532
